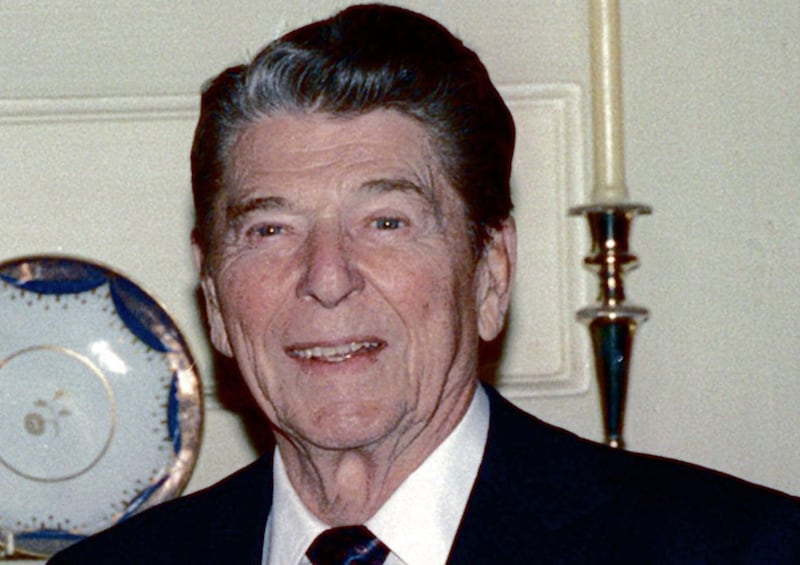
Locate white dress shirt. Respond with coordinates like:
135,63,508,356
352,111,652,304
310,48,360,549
263,386,489,565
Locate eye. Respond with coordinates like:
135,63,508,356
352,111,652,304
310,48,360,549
372,217,405,230
246,224,284,239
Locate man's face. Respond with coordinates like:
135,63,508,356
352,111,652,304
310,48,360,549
197,110,513,452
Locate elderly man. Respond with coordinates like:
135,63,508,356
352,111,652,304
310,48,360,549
50,4,800,564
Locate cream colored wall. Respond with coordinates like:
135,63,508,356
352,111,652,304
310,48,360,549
2,1,799,560
636,0,800,491
527,1,800,493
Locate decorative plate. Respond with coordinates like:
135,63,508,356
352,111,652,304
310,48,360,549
0,256,202,558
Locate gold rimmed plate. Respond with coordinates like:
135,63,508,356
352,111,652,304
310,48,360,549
0,255,202,558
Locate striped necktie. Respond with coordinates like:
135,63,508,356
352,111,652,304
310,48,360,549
306,525,390,565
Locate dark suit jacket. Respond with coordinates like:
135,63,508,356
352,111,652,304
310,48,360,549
49,385,800,564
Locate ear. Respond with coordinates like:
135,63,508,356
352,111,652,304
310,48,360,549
476,217,517,342
192,240,234,358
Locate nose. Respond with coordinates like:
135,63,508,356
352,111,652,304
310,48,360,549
297,223,364,308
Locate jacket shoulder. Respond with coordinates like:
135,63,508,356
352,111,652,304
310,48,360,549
450,385,800,563
47,454,274,564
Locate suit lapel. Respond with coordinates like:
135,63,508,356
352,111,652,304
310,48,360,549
200,452,275,563
447,386,611,563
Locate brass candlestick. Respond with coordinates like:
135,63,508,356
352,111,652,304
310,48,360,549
570,202,651,448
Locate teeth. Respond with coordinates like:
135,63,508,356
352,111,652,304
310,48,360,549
289,341,380,362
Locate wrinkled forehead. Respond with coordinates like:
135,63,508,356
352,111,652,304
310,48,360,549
221,109,459,208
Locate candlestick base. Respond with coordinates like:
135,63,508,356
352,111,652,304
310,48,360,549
570,202,651,448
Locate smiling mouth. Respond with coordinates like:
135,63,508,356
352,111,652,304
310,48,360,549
287,340,383,363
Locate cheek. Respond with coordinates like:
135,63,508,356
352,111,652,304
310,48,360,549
380,259,472,340
218,275,254,320
375,262,442,316
216,261,282,335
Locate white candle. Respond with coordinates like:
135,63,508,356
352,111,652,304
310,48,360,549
590,0,628,202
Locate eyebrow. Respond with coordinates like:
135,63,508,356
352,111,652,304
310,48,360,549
362,177,425,194
225,195,289,227
361,178,439,211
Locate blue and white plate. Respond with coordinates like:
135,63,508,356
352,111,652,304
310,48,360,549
0,256,202,558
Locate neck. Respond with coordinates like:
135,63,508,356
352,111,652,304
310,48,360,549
275,383,476,525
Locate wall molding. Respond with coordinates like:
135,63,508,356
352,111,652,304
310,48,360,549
0,95,198,124
494,83,591,399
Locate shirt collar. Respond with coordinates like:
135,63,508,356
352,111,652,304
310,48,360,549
265,386,489,565
366,386,488,564
266,449,326,565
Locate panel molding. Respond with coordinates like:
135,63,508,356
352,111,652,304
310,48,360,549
0,95,197,124
494,83,591,398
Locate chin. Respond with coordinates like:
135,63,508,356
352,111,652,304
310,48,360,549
304,404,401,450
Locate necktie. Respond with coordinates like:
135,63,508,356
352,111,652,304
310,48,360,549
306,525,390,565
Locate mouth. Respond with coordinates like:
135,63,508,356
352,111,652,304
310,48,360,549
286,340,384,363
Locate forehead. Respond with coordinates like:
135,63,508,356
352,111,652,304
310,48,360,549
235,109,431,152
225,110,446,197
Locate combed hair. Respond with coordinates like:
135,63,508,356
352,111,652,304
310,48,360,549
191,3,515,257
